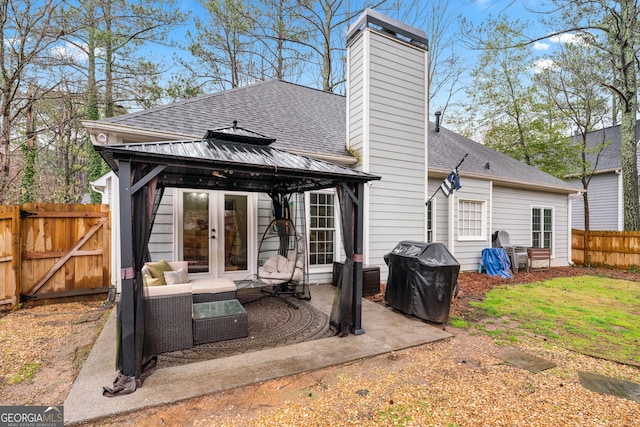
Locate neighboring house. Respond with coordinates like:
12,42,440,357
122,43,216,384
569,123,640,231
83,10,578,291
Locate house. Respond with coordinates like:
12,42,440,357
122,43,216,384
84,9,578,294
569,123,640,231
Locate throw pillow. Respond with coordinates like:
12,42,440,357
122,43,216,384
143,276,163,287
164,268,189,285
145,260,173,286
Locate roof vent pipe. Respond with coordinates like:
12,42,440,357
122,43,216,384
435,111,441,132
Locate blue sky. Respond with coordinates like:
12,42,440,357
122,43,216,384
54,0,574,116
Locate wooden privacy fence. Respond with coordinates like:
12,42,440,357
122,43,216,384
0,203,110,309
572,229,640,270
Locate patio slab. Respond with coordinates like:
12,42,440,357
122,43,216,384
64,284,452,425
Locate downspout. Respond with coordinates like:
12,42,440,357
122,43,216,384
616,169,623,231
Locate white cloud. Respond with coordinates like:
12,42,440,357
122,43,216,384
549,33,583,45
533,41,550,51
50,42,89,62
533,58,555,74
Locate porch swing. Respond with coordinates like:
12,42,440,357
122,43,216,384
246,192,309,309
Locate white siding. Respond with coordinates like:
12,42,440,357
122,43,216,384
451,179,491,271
493,186,570,267
348,39,364,154
149,189,175,261
570,173,621,231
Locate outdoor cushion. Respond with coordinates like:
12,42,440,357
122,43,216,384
276,255,289,272
190,278,237,294
259,254,303,285
143,274,163,287
146,260,173,286
261,256,279,273
143,283,192,297
164,268,189,285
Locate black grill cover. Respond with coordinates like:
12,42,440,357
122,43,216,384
384,241,460,323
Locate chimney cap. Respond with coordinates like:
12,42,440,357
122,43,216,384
347,9,428,50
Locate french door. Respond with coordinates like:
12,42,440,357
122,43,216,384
177,190,256,281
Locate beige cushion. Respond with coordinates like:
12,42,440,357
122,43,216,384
167,261,189,272
164,268,189,285
261,257,279,273
143,282,192,297
276,255,289,272
145,260,173,286
191,278,237,294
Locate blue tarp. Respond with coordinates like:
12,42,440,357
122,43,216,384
481,248,513,279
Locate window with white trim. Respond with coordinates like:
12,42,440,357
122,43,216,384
309,192,336,265
532,207,553,249
457,199,486,240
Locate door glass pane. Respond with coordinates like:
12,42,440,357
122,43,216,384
224,195,248,271
183,192,209,274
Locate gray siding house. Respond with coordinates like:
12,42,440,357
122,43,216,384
569,123,640,231
85,10,577,290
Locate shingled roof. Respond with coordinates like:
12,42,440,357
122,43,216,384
429,123,577,193
93,79,576,193
99,80,350,161
579,121,640,173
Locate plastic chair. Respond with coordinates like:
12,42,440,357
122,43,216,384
494,230,529,274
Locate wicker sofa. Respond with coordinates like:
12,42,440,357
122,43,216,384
141,261,237,355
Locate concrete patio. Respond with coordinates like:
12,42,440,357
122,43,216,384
64,284,452,425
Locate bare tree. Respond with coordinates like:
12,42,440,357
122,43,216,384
246,0,311,82
296,0,388,93
0,0,64,204
184,0,256,91
389,0,464,117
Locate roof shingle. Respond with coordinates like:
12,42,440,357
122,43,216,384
99,79,576,193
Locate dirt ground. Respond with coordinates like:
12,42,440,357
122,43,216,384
1,266,639,426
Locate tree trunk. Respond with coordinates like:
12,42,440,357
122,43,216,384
618,0,640,230
581,184,590,231
20,84,37,203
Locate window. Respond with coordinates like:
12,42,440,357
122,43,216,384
458,199,485,240
532,207,553,249
309,192,336,265
426,200,434,243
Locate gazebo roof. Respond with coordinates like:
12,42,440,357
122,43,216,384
94,126,380,193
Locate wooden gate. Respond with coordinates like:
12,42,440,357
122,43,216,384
0,205,19,307
0,204,110,309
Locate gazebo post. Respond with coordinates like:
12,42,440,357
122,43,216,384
118,160,136,376
350,182,365,335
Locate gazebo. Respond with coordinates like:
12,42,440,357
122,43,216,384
93,123,380,391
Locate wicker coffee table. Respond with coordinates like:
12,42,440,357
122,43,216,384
192,299,249,345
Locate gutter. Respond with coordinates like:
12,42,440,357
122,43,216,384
83,120,359,167
284,148,358,167
564,167,622,179
429,169,579,195
82,120,198,144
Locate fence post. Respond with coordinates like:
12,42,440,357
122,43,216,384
11,205,21,308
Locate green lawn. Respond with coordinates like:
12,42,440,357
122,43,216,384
468,276,640,366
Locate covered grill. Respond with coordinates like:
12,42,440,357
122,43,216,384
384,241,460,323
